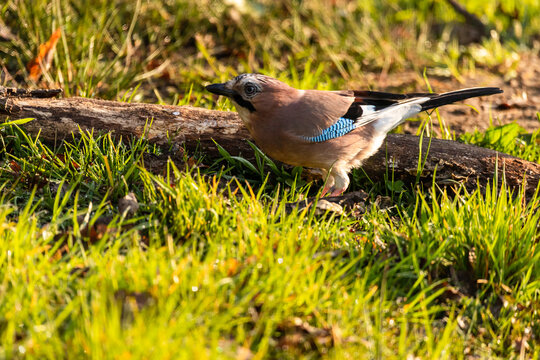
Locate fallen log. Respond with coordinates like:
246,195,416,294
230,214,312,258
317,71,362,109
1,91,539,197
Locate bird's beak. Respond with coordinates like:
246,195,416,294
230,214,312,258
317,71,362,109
205,82,234,97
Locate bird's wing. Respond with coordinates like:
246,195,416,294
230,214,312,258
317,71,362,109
299,90,435,143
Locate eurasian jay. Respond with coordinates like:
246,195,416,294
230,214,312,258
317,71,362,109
206,74,502,196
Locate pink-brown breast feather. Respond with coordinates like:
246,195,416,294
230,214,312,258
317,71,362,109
247,89,376,169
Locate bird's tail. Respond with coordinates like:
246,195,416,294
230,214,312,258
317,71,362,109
420,87,502,111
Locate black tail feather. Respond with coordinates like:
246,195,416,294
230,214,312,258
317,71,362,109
420,87,503,111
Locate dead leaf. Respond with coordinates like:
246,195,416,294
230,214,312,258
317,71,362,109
26,245,51,257
82,221,113,244
69,266,91,278
9,160,21,174
115,289,155,323
27,28,62,81
313,199,343,216
76,215,114,244
312,250,350,260
51,244,70,261
0,19,16,41
48,181,68,199
218,339,253,360
115,289,154,310
275,317,347,354
118,192,139,217
374,195,393,210
54,154,80,170
186,156,199,168
496,102,529,110
225,258,240,276
145,59,171,80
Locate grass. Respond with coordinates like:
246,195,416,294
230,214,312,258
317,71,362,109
0,123,538,359
1,0,537,100
460,121,540,162
1,0,540,358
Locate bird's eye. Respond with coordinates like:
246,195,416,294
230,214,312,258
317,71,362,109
244,83,257,96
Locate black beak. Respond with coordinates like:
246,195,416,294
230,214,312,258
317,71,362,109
205,83,234,97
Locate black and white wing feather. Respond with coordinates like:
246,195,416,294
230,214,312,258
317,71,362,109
302,87,502,143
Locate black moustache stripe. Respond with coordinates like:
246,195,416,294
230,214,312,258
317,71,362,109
233,94,256,112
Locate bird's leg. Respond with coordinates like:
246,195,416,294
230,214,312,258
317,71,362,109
321,185,331,197
320,169,335,197
321,181,334,197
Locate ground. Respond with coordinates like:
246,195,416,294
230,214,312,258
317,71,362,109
126,51,540,135
0,0,539,358
357,55,540,135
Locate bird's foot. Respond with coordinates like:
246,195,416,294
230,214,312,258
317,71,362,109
321,185,331,197
321,186,346,197
329,187,346,197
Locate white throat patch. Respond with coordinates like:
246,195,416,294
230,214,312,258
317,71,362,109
232,100,253,126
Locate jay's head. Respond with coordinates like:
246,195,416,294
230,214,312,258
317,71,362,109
206,74,295,121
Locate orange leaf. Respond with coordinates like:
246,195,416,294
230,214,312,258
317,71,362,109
225,258,240,276
9,160,21,173
27,28,62,81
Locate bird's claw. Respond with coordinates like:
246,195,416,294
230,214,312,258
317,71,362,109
322,186,346,197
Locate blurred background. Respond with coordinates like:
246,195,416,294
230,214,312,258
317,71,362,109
1,0,539,133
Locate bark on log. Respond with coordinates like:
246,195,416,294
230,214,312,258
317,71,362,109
1,93,539,198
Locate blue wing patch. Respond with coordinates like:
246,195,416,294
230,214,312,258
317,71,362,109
302,117,357,143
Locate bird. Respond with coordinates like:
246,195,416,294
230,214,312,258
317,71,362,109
206,74,502,196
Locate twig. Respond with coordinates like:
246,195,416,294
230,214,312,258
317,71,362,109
445,0,488,37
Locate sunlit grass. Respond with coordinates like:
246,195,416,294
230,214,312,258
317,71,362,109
461,120,540,162
1,0,534,102
1,0,540,358
0,121,538,358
